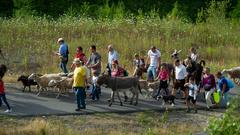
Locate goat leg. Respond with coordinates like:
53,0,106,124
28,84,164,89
109,91,115,107
22,86,26,92
134,93,139,106
116,91,123,106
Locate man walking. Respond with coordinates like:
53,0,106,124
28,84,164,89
86,45,102,76
56,38,69,73
145,46,161,81
107,45,118,76
72,59,87,111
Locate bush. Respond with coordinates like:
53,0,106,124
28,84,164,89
206,97,240,135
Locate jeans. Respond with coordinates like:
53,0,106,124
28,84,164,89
147,66,157,80
74,87,86,109
0,93,11,110
60,60,68,73
91,85,100,100
222,92,229,106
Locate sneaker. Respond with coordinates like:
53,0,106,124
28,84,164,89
4,109,12,113
75,108,80,111
80,107,86,109
171,103,175,107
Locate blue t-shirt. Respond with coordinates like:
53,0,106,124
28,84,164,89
59,43,68,58
218,76,230,93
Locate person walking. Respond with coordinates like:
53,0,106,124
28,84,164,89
200,67,216,110
154,64,169,99
106,45,119,76
172,59,187,99
0,64,12,113
72,59,87,111
216,72,232,107
56,38,69,74
145,46,161,81
185,76,198,113
71,46,87,71
86,45,102,76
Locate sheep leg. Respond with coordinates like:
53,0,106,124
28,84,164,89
109,91,115,107
36,87,42,96
29,86,31,92
123,91,128,102
116,91,123,106
130,92,135,105
22,86,26,92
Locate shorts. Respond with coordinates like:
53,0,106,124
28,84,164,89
187,96,196,104
173,79,186,91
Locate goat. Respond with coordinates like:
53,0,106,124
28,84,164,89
17,75,39,92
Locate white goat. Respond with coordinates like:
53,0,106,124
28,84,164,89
28,73,62,96
48,77,73,98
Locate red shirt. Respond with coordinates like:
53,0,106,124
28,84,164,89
0,80,5,94
75,52,87,64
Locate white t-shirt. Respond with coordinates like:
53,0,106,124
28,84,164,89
148,49,161,67
92,76,98,86
175,64,187,80
188,83,198,100
108,50,118,65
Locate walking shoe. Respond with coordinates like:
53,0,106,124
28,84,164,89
75,108,80,111
4,109,12,113
80,107,86,109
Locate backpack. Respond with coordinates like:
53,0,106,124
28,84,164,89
226,78,234,89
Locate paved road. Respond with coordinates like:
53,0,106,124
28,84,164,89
0,83,239,116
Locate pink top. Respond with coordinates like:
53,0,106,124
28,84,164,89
158,70,169,81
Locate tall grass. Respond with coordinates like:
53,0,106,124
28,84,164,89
0,1,239,75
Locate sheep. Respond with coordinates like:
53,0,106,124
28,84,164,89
222,67,240,85
17,75,39,92
48,77,73,98
28,73,62,96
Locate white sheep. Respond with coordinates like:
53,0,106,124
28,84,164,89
222,67,240,85
48,77,73,98
28,73,62,96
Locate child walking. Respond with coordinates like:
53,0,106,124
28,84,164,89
0,64,12,113
184,76,198,113
91,71,100,101
155,65,169,100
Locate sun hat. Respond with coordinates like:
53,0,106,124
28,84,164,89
57,38,64,43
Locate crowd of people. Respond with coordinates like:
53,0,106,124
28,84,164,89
0,38,235,113
54,38,234,112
